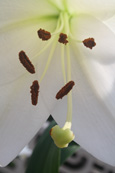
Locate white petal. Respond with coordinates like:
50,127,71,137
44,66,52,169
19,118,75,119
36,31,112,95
71,15,115,166
0,0,58,27
0,18,57,86
71,51,115,166
71,14,115,115
37,43,67,114
0,1,61,165
104,15,115,34
68,0,115,20
53,15,115,165
0,40,67,166
0,0,58,86
0,73,49,166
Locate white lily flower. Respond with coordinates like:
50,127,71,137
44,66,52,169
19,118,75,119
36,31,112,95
0,0,115,167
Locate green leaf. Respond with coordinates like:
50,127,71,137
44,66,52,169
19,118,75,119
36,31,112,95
25,121,60,173
60,141,80,165
25,118,80,173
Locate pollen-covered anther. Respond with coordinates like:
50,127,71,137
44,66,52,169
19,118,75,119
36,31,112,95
30,80,39,106
50,125,75,148
56,81,75,99
58,33,68,45
37,28,51,41
19,51,35,74
83,38,96,49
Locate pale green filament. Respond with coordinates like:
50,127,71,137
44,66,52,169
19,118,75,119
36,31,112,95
63,12,70,35
39,38,57,83
61,44,66,84
33,38,55,60
66,44,73,126
66,44,71,82
64,12,73,127
70,33,82,43
52,12,64,35
62,0,69,12
33,13,63,60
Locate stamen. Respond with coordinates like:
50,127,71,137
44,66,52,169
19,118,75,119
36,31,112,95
56,81,75,99
39,38,57,83
33,13,64,60
58,33,68,45
19,51,35,74
51,12,64,36
61,45,66,84
83,38,96,49
66,44,73,123
30,80,39,106
37,28,51,41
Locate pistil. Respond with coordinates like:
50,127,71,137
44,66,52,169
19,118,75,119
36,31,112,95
50,42,75,148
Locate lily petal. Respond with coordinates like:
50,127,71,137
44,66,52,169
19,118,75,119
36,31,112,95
71,14,115,109
104,15,115,34
71,14,115,165
0,0,58,27
68,0,115,20
52,14,115,165
71,52,115,166
0,18,57,86
0,40,67,166
0,73,49,166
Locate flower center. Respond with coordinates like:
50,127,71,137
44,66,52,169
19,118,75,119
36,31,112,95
18,3,96,148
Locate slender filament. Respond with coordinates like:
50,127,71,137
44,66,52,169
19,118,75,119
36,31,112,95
61,45,66,84
66,44,73,126
39,38,57,83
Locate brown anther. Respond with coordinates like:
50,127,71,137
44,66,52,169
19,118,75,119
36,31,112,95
19,51,35,74
83,38,96,49
56,81,75,99
58,33,68,45
30,80,39,105
37,28,51,41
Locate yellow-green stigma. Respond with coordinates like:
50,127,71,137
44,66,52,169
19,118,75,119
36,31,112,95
50,123,75,148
